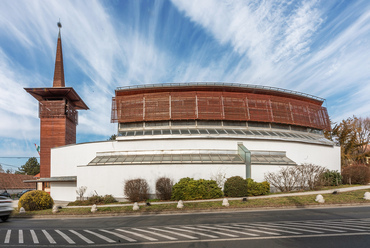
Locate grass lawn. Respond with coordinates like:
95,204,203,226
12,188,370,217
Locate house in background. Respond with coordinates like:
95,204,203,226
0,173,36,195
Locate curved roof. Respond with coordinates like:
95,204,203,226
116,82,325,103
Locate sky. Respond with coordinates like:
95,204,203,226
0,0,369,171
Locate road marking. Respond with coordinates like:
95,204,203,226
263,223,324,234
69,230,94,244
42,230,56,244
55,230,75,244
4,230,11,244
84,230,116,243
165,226,219,238
305,221,367,232
246,223,302,234
209,225,260,237
282,222,346,233
131,228,178,240
232,224,281,235
147,227,198,239
183,226,239,237
18,230,23,244
331,220,370,229
30,230,39,244
100,229,137,242
116,228,158,241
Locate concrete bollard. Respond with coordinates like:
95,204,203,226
363,192,370,200
91,204,98,213
133,202,139,211
52,205,59,213
222,198,230,207
315,194,325,203
177,200,184,209
19,207,25,214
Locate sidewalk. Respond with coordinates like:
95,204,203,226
62,185,370,209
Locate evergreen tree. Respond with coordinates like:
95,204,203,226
16,157,40,175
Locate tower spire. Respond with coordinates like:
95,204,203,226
53,21,65,87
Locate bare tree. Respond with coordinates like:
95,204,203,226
76,186,87,201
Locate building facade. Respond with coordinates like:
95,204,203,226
25,25,340,201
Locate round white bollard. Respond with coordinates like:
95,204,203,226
363,192,370,200
91,204,98,213
177,200,184,209
133,202,140,211
315,194,325,203
52,205,59,213
222,198,230,207
19,207,26,214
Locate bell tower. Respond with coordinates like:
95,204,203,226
25,22,89,187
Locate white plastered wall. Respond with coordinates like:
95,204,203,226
50,182,77,201
50,137,340,201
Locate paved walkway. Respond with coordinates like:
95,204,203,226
62,185,370,209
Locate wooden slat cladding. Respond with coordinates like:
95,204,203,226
112,89,331,131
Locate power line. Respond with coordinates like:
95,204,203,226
0,157,40,158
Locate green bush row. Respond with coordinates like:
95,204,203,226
171,177,223,200
224,176,270,197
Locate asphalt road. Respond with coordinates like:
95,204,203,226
1,205,370,247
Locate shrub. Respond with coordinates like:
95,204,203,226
18,190,54,211
124,178,150,202
322,170,342,186
223,176,248,197
342,164,370,185
88,194,117,205
156,177,174,200
264,164,327,192
171,177,223,200
246,178,270,196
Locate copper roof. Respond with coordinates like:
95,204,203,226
24,87,89,110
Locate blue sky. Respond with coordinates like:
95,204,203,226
0,0,369,171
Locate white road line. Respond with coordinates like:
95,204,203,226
305,222,367,232
147,227,198,239
282,222,346,233
116,229,158,241
30,230,39,244
69,230,94,244
19,230,23,244
84,230,116,243
246,223,302,234
42,230,56,244
232,224,281,235
131,228,178,240
4,230,11,244
264,223,324,234
100,229,137,242
333,220,370,227
208,225,260,237
55,230,75,244
164,226,219,238
183,226,239,237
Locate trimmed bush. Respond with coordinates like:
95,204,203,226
156,177,174,200
124,178,150,202
88,194,117,205
322,170,342,186
171,177,223,200
342,165,370,185
224,176,248,197
246,178,270,196
18,190,54,211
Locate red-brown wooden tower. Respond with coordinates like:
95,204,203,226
25,23,88,188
